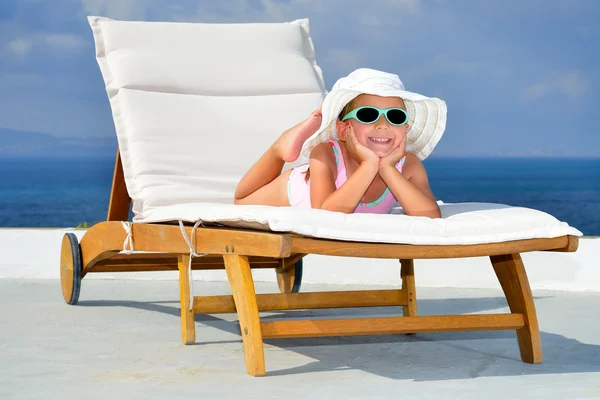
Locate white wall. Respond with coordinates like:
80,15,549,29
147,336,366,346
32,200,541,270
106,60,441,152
1,228,598,292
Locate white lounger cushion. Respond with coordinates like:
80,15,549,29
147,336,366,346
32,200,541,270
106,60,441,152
89,17,582,244
141,202,582,245
88,16,324,215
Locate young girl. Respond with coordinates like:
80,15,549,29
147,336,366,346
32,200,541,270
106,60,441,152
234,68,445,219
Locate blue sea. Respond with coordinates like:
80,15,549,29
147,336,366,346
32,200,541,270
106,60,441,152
0,156,598,236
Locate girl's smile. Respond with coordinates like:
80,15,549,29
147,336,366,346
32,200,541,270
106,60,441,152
368,137,392,143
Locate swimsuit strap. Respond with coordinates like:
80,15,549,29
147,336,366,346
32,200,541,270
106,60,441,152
328,141,347,188
398,153,407,172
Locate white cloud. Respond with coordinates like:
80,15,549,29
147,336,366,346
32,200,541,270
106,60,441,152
5,35,88,58
260,0,296,21
183,0,417,24
521,71,589,101
342,0,420,27
81,0,151,20
179,0,316,23
7,39,33,56
43,34,88,50
323,48,362,76
381,0,420,14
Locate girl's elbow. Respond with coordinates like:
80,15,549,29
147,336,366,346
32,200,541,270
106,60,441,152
429,209,442,219
313,201,353,214
406,207,441,219
424,208,442,219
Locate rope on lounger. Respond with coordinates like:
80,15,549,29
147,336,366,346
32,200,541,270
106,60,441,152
121,221,134,253
178,220,206,310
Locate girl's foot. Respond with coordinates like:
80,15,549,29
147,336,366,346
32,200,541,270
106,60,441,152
272,108,322,162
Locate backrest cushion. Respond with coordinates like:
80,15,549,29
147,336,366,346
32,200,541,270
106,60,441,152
88,17,326,219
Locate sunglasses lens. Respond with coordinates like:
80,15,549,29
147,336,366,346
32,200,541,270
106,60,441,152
355,107,380,123
386,109,407,125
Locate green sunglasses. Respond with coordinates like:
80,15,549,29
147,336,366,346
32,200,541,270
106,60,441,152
342,106,408,126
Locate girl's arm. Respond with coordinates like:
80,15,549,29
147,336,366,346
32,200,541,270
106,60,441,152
309,143,379,213
379,153,441,218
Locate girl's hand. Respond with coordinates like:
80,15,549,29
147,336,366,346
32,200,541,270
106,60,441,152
379,135,407,169
345,124,379,166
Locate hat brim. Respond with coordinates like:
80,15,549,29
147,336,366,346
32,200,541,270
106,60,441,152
301,87,447,160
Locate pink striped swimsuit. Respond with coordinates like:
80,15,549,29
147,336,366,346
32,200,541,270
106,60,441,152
287,141,406,213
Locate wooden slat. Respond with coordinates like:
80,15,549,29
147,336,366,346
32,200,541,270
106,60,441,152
102,253,285,264
93,264,180,273
91,262,279,273
90,253,288,273
289,235,575,259
193,289,408,314
80,222,292,274
260,314,525,339
132,224,291,258
81,220,577,277
544,235,579,252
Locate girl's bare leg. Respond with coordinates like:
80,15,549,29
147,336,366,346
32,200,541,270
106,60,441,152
234,115,320,206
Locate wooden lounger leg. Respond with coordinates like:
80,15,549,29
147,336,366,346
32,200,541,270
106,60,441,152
490,253,542,364
400,259,417,317
178,254,196,345
223,254,266,377
276,259,296,294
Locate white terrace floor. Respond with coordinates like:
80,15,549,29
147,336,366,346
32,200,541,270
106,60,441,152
2,279,599,400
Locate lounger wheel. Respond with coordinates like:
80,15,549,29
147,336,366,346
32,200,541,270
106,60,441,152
60,233,82,305
291,259,303,293
276,258,303,293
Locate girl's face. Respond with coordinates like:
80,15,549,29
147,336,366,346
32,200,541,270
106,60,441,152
338,94,410,158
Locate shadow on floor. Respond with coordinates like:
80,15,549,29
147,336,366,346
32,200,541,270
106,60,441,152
78,294,600,380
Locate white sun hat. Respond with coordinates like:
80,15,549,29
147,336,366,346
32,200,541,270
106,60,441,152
300,68,447,160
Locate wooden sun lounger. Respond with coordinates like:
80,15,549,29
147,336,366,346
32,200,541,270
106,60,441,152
60,151,579,377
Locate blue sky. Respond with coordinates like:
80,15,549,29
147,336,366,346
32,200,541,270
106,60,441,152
0,0,598,157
